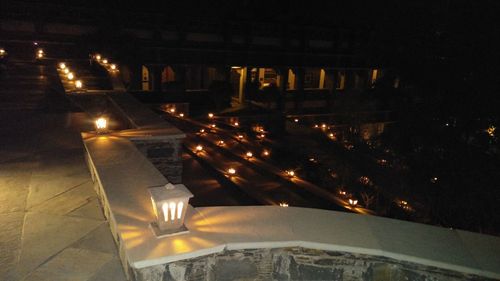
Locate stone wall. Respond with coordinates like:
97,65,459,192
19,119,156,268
133,248,493,281
132,138,183,184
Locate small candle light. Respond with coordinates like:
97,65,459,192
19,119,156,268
102,59,108,64
210,124,216,129
294,118,299,123
179,113,184,118
110,64,117,70
217,140,224,146
227,168,236,175
208,113,214,119
237,134,244,140
234,122,239,126
67,72,74,80
169,108,176,113
95,117,108,134
286,170,295,178
279,202,289,207
199,129,205,134
75,80,83,89
95,54,101,61
59,62,66,69
245,151,253,159
195,145,203,152
64,68,69,74
263,150,270,156
348,198,358,207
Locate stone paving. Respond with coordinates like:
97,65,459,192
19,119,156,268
0,61,126,280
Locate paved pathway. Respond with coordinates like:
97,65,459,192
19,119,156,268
0,60,126,280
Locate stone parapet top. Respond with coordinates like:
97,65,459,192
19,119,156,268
82,133,500,281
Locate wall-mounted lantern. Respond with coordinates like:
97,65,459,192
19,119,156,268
148,183,193,237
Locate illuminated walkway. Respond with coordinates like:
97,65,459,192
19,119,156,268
0,60,126,280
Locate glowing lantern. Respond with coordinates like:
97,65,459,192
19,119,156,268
208,113,214,119
227,168,236,176
195,145,203,153
286,170,295,178
75,80,83,89
199,129,205,134
110,64,117,70
95,117,108,134
314,124,319,128
148,183,193,237
263,150,270,156
36,52,44,59
59,62,66,69
0,49,5,55
321,123,327,129
245,151,253,159
95,54,101,61
179,113,184,118
67,72,74,80
169,107,176,113
102,59,108,64
64,68,69,74
348,198,358,207
234,122,239,127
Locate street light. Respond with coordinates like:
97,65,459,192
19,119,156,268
148,183,193,237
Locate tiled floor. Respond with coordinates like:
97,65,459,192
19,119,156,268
0,61,126,281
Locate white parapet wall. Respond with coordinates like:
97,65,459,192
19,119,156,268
82,131,500,281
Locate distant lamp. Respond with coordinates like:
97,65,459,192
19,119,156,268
95,54,101,61
263,149,270,156
348,198,358,207
110,64,117,70
245,151,253,159
294,118,299,123
149,183,193,237
67,72,74,80
234,122,239,127
95,117,108,134
59,62,66,69
75,80,83,89
208,113,214,119
102,59,108,64
195,145,203,153
227,168,236,176
169,107,176,113
0,49,5,55
36,52,44,59
286,170,295,178
321,123,327,129
179,113,184,118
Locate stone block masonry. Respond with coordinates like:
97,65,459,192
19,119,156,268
134,248,494,281
132,138,183,184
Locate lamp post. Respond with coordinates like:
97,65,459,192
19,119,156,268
148,183,193,237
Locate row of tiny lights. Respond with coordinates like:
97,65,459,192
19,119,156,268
58,62,83,89
188,111,289,207
94,54,118,72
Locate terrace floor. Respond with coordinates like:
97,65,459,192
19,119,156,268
0,60,126,280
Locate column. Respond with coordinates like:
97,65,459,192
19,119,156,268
294,67,305,110
277,67,289,111
238,67,248,104
151,65,164,92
